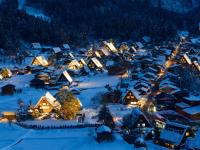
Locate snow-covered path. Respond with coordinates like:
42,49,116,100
0,124,133,150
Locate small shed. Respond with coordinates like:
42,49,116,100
96,125,112,142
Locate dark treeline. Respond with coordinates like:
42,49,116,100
0,0,200,53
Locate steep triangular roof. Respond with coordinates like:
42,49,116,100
103,41,118,53
52,47,62,53
35,91,61,109
91,57,103,68
80,59,87,65
62,70,73,83
63,44,70,49
159,121,189,146
183,54,192,65
32,56,48,66
101,48,110,56
32,42,41,49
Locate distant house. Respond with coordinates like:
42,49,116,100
185,128,200,150
142,36,151,43
134,42,144,50
192,61,200,75
183,95,200,106
1,84,16,95
31,56,49,67
157,121,193,149
52,47,62,54
94,51,101,58
130,108,152,129
31,42,41,49
67,59,81,70
134,82,150,91
1,112,16,121
35,92,61,114
98,48,110,57
57,70,73,85
179,105,200,120
155,92,177,106
79,59,87,67
62,44,70,50
30,78,45,89
103,41,118,53
0,74,3,80
96,125,112,143
88,57,103,71
0,68,12,78
122,89,140,105
179,54,192,65
159,84,180,94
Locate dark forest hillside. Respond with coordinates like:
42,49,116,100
0,0,200,54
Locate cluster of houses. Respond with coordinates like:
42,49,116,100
0,32,200,149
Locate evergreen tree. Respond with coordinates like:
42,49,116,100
98,105,115,128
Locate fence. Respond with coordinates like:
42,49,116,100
16,122,102,129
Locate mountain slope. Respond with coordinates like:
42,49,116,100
0,0,200,53
149,0,200,13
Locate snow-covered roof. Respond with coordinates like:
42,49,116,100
80,59,87,65
35,92,61,108
135,42,144,49
62,70,73,83
101,48,110,56
32,56,48,66
91,57,103,68
69,52,75,59
95,51,101,58
32,42,41,49
175,102,190,109
178,31,189,37
191,38,200,44
160,84,180,91
193,61,200,72
186,128,200,149
183,54,192,65
130,46,137,52
160,121,189,146
159,79,176,87
0,74,3,80
52,47,61,53
135,82,150,89
129,89,142,100
182,105,200,115
131,108,143,116
96,125,111,133
103,41,118,53
68,59,81,67
63,44,70,49
143,72,157,79
184,95,200,102
142,36,151,43
139,86,149,93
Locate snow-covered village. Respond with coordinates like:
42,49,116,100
0,0,200,150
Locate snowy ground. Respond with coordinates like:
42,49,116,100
0,69,166,150
0,123,133,150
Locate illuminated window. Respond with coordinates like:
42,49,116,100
42,103,48,106
186,132,190,136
